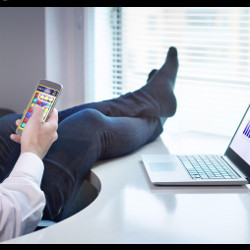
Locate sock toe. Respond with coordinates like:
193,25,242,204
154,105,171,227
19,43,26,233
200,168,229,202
167,46,178,59
160,46,179,85
162,46,178,67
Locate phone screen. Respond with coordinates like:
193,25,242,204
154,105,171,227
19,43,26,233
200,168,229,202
18,84,60,132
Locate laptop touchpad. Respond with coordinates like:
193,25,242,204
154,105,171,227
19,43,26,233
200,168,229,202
149,162,177,172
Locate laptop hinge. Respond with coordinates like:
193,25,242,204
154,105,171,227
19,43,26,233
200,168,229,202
223,156,247,179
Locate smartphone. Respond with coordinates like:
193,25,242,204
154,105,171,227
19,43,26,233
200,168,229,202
16,80,63,136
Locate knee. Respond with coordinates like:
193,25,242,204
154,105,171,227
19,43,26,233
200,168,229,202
80,109,106,127
60,108,107,135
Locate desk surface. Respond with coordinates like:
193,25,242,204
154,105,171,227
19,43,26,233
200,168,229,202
4,131,250,244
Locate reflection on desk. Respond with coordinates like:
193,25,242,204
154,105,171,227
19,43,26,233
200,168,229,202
3,132,250,244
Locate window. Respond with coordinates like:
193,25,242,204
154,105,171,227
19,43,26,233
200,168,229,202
94,7,250,136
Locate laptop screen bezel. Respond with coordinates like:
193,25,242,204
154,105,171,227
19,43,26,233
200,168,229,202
225,104,250,181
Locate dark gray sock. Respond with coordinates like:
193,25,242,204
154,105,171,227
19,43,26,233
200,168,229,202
142,46,179,122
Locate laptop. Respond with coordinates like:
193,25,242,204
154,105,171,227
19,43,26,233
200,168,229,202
142,105,250,186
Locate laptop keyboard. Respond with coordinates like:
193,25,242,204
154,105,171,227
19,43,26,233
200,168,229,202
178,155,239,180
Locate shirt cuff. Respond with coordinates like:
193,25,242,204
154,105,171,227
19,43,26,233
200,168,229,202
9,152,44,185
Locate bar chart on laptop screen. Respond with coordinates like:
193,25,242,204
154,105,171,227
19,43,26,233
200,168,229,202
243,121,250,138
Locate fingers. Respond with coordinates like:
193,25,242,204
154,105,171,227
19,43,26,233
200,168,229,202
16,119,21,127
10,134,21,144
11,106,44,144
11,106,58,145
14,106,46,133
46,108,58,125
31,105,44,123
43,109,58,140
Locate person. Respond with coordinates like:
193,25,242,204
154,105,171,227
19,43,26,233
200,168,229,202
0,106,58,241
0,46,179,241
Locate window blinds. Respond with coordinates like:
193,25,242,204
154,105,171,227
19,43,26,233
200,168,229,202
94,7,250,136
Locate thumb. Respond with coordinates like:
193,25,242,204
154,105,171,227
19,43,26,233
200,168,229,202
27,105,44,127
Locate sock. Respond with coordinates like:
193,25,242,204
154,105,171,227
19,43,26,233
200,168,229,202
142,46,179,119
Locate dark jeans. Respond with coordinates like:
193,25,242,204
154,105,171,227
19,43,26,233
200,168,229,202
0,89,164,221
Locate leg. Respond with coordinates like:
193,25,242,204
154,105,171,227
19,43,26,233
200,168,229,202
58,47,179,122
58,90,160,122
0,47,178,221
41,108,163,221
141,46,179,118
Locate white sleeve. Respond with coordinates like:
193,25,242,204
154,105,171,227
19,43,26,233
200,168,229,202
0,152,46,242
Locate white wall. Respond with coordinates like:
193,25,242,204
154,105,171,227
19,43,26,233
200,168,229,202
45,7,95,111
0,7,94,113
0,7,46,113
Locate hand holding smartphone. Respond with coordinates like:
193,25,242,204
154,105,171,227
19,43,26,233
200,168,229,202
11,105,59,159
16,80,63,136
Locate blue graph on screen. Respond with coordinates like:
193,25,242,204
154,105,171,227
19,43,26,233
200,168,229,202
243,121,250,138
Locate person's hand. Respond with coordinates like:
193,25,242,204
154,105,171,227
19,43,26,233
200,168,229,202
10,105,58,159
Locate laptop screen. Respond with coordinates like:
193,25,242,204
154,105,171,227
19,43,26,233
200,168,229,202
228,105,250,166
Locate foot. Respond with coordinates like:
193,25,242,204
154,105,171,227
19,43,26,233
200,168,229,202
142,46,179,117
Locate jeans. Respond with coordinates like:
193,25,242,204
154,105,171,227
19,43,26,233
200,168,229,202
0,89,164,221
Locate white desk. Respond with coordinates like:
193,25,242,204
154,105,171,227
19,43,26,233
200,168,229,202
3,131,250,244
